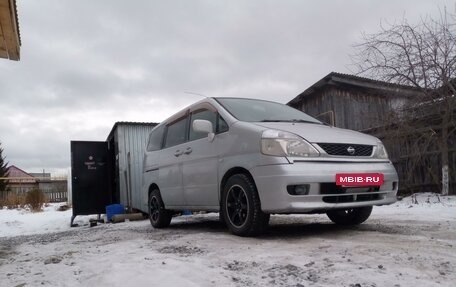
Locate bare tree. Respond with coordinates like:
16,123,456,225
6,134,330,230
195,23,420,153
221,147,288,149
352,8,456,195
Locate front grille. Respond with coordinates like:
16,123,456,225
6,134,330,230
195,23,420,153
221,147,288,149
319,183,383,203
320,183,379,194
322,194,382,203
317,143,373,156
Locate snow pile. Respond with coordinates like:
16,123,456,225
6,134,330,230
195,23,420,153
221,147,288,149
0,203,91,238
374,193,456,221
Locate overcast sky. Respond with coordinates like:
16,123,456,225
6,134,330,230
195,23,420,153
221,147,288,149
0,0,453,175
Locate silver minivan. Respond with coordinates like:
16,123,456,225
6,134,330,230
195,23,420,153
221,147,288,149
142,97,398,236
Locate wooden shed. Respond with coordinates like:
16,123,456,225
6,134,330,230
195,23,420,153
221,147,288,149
287,72,418,131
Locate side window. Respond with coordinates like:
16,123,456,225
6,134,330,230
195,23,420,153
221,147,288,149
147,125,165,151
189,109,216,141
217,114,229,133
164,117,188,148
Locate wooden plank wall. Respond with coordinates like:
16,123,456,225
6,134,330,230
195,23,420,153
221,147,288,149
298,86,392,131
45,191,68,203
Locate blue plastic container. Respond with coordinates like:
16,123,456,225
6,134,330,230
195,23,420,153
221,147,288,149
106,204,125,222
182,210,192,215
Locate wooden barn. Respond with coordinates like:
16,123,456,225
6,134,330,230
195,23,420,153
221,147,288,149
287,72,455,195
287,72,418,130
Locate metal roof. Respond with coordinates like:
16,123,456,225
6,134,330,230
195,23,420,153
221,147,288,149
288,72,420,105
106,121,158,142
4,165,36,183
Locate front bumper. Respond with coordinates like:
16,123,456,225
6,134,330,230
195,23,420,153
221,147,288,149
250,160,398,213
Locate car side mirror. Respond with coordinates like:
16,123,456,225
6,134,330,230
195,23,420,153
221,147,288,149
193,119,215,142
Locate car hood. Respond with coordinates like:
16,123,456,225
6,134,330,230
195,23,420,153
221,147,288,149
254,122,379,145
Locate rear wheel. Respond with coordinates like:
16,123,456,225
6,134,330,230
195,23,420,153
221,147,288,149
326,206,373,225
148,189,172,228
221,174,270,236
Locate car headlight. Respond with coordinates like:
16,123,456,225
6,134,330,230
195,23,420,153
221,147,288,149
261,129,320,157
375,141,389,159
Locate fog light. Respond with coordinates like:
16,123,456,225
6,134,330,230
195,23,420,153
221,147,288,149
287,184,310,195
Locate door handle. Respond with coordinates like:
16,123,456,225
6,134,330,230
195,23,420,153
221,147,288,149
174,150,183,157
184,147,193,154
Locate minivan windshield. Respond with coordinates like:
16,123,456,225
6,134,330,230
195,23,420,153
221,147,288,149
216,98,322,124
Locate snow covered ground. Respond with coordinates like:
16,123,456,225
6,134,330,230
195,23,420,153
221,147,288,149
0,204,74,238
0,193,455,287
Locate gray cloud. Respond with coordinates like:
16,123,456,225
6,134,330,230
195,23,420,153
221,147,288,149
0,0,451,174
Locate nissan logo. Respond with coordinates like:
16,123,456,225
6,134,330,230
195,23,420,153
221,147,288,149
347,146,356,155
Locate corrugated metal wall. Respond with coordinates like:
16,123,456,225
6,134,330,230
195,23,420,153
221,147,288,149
115,124,156,213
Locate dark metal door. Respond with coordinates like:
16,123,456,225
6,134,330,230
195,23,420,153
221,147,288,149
71,141,111,224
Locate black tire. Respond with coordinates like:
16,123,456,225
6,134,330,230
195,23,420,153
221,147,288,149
148,189,172,228
221,174,270,236
326,206,373,225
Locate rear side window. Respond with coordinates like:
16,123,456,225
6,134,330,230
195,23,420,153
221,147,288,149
189,109,217,141
164,117,188,148
146,125,165,151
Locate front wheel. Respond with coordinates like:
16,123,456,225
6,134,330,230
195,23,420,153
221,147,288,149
148,189,172,228
326,206,373,225
221,174,270,236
